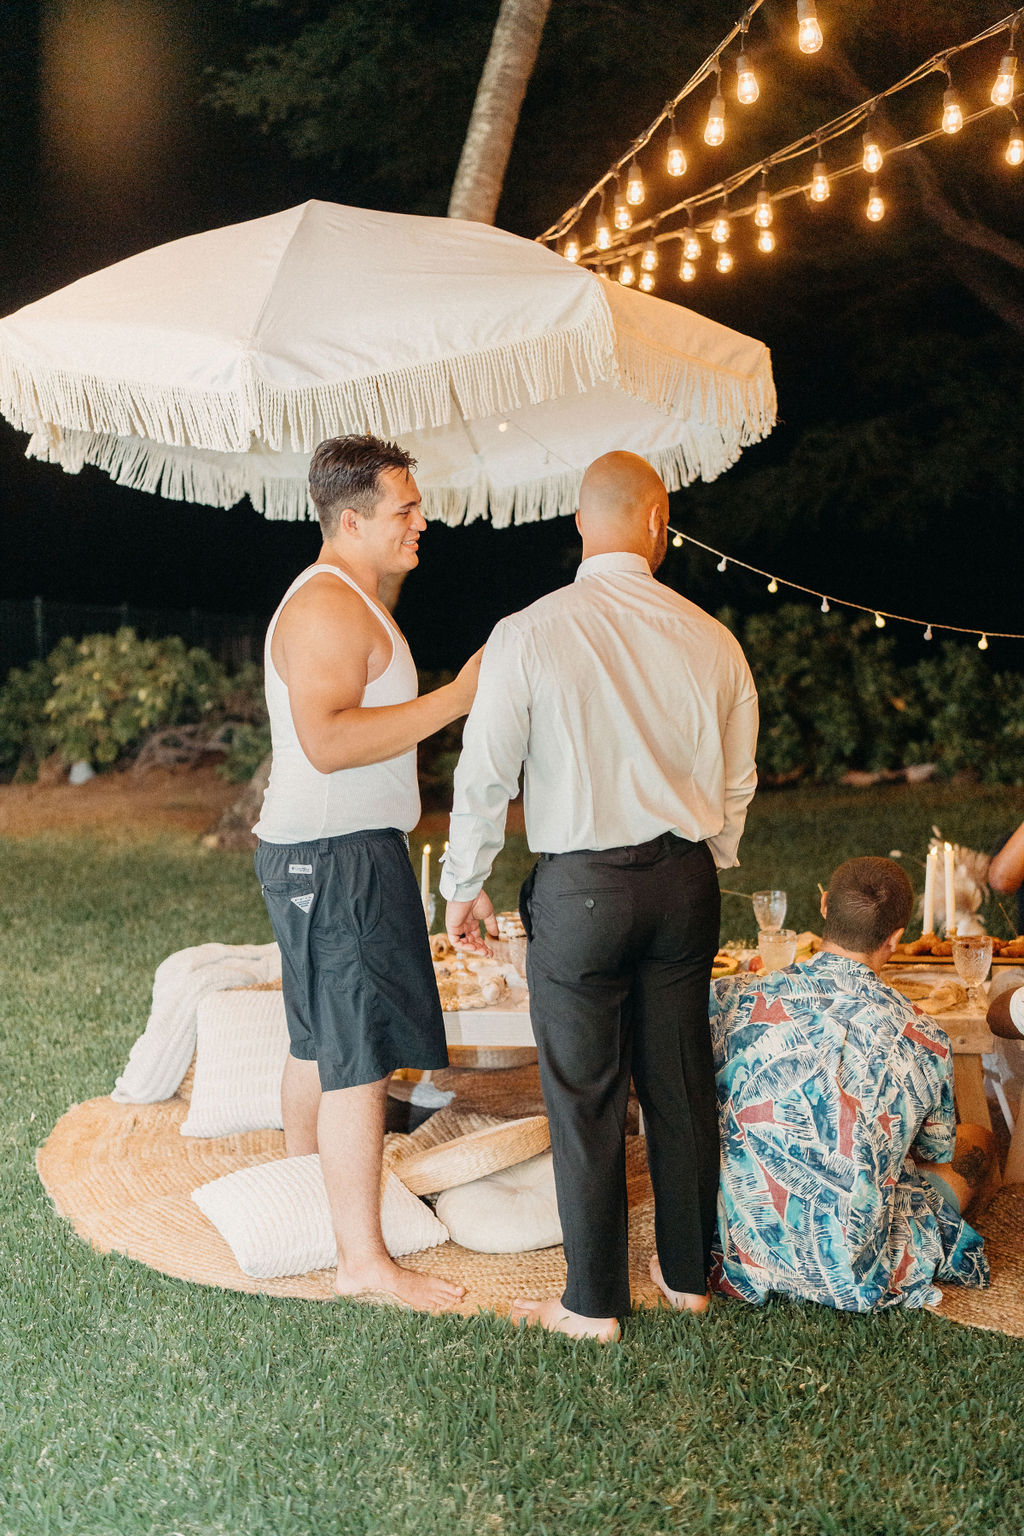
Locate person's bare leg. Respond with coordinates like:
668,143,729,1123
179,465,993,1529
648,1255,710,1313
319,1076,465,1312
509,1298,620,1342
916,1123,999,1216
281,1055,321,1156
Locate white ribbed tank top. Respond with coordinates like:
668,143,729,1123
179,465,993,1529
253,565,420,843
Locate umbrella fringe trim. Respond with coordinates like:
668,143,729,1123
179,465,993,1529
613,330,777,442
420,433,749,530
26,422,754,527
25,427,317,522
1,294,618,453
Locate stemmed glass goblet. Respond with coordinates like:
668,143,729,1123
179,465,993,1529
951,934,993,1010
752,890,787,933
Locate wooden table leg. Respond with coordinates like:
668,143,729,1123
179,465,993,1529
953,1054,992,1131
1004,1114,1024,1184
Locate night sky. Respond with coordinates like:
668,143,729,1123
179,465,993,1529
1,1,1021,672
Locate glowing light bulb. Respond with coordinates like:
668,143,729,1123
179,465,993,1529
866,185,885,222
717,556,728,572
757,228,776,254
595,211,611,250
641,238,658,272
924,624,933,640
810,158,830,202
683,227,702,261
736,53,759,105
862,130,883,174
942,87,963,134
639,271,655,292
1006,125,1024,165
672,533,684,548
767,576,779,594
716,248,733,273
874,612,886,629
618,259,636,286
978,633,989,650
820,597,830,613
563,233,581,263
680,258,697,282
797,0,823,54
626,158,645,206
666,133,687,177
754,188,773,228
992,53,1017,107
613,193,633,231
704,92,726,147
711,209,731,243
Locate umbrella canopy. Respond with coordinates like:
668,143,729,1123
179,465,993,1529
0,201,776,526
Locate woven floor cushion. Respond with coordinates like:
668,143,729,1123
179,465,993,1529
191,1154,449,1278
181,988,289,1138
435,1152,562,1252
392,1115,550,1196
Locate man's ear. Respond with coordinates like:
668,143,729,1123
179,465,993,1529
819,891,828,920
883,927,905,955
338,506,362,538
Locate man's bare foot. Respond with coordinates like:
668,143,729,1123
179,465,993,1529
334,1257,465,1314
649,1255,710,1313
509,1296,620,1343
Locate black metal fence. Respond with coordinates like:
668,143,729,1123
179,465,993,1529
0,597,265,678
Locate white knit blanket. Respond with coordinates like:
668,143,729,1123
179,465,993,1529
111,942,281,1103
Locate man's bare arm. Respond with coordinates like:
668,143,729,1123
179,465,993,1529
989,820,1024,895
276,580,480,773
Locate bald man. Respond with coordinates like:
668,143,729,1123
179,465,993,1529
441,452,759,1341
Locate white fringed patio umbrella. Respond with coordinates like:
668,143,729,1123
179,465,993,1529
0,200,776,526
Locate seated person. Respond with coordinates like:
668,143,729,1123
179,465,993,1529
710,856,990,1311
988,819,1024,935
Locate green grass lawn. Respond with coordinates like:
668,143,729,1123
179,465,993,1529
2,783,1024,1536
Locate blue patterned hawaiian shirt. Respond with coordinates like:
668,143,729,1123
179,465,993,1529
709,951,989,1310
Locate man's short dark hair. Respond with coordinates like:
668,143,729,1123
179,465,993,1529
823,857,913,953
308,434,417,538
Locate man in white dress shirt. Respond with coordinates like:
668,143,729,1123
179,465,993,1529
442,450,759,1341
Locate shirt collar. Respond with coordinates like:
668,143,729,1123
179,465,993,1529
575,551,653,582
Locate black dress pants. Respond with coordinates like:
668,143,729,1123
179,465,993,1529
521,833,721,1319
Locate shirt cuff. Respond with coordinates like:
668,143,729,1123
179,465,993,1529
438,868,483,903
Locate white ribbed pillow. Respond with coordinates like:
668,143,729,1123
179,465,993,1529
112,942,282,1104
181,989,290,1138
192,1155,450,1278
435,1152,562,1253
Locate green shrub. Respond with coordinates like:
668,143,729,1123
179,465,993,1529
719,605,1021,786
218,719,272,782
0,650,73,780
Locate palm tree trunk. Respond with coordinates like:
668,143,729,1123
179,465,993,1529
447,0,552,225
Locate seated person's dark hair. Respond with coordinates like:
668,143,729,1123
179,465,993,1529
823,857,913,953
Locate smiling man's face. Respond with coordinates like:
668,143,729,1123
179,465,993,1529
359,467,427,577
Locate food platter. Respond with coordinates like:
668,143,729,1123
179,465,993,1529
889,951,1024,965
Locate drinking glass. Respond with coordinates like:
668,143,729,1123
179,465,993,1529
757,928,798,974
951,935,993,1009
752,890,787,933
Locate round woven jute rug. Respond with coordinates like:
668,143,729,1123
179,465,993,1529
35,1066,660,1314
36,1064,1022,1333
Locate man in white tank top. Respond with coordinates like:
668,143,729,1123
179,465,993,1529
254,434,481,1313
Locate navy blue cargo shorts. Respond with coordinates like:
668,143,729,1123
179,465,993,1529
255,827,449,1092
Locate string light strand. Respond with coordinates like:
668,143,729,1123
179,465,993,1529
669,527,1024,644
541,7,1023,251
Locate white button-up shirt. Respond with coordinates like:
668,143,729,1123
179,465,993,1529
440,551,759,901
